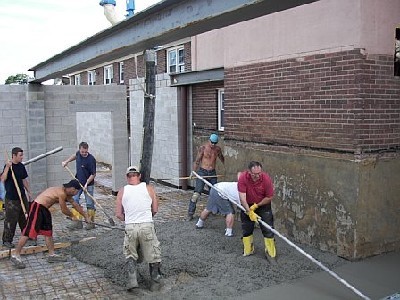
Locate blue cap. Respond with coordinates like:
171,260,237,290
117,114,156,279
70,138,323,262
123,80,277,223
209,133,219,144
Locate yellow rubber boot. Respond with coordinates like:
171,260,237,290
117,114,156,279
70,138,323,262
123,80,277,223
242,235,255,256
86,209,96,230
264,238,277,258
0,200,4,220
67,208,83,230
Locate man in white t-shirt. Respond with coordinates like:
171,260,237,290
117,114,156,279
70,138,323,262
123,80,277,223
115,166,162,291
195,179,240,237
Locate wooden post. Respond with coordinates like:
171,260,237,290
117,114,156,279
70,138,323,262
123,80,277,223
140,49,156,184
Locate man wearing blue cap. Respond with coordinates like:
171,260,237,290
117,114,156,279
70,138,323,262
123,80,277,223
187,133,224,221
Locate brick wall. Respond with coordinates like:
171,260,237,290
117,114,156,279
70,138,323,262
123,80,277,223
184,41,192,72
157,50,166,74
192,81,224,131
224,49,400,153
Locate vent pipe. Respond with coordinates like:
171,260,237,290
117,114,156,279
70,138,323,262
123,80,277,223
126,0,135,17
99,0,121,26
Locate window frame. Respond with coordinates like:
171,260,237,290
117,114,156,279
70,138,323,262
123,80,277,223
119,62,124,84
104,65,113,85
217,88,225,131
167,46,185,74
87,70,96,85
74,74,81,85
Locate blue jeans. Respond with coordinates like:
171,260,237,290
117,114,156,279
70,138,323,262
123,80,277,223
73,185,95,210
188,168,218,216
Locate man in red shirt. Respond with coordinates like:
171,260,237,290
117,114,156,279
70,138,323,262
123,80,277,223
238,161,276,261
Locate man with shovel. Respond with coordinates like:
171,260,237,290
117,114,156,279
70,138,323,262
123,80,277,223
62,142,96,230
1,147,32,248
115,166,162,291
10,179,91,269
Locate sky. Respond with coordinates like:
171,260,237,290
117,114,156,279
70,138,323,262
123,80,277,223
0,0,160,84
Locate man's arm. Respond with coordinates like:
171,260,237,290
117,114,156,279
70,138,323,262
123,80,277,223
115,187,125,221
256,195,273,207
60,196,89,222
147,184,158,216
85,174,96,189
1,161,11,182
61,154,77,167
192,146,205,171
239,191,250,212
22,178,32,201
217,147,225,164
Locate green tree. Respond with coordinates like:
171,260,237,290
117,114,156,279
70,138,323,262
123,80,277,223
5,73,29,84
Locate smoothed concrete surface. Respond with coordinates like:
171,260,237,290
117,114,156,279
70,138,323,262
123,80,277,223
239,251,400,300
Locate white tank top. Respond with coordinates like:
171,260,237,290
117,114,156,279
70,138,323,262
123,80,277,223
122,182,153,224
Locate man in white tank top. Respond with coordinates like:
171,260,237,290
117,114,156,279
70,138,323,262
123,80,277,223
115,166,162,291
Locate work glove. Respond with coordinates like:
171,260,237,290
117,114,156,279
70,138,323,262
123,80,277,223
249,203,258,211
248,210,259,222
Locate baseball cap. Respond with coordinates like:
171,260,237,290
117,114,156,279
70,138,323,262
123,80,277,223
210,133,219,144
126,166,140,175
63,179,81,190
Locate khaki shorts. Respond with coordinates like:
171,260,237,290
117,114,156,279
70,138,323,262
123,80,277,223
124,222,161,263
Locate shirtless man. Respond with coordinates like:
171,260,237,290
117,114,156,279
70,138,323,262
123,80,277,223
187,133,224,221
10,179,91,269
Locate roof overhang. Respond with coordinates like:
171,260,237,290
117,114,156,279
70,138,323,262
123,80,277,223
30,0,320,83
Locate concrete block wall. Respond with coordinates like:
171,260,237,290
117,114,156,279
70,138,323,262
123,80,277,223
0,84,128,196
0,85,29,182
129,74,180,185
77,111,113,165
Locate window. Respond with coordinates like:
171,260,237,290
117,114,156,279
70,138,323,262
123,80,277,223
167,46,185,73
74,74,81,85
104,65,113,85
119,62,124,83
217,88,225,131
88,70,96,85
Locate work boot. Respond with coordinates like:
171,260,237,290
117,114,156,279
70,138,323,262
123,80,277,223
85,209,96,230
67,220,83,230
67,208,83,230
242,235,255,256
3,241,15,249
149,262,162,283
47,254,67,263
264,237,278,265
10,256,26,269
126,258,138,291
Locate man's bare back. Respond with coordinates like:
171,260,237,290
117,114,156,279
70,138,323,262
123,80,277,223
35,187,70,209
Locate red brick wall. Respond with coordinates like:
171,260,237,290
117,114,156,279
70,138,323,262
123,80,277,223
124,57,137,82
157,50,166,74
184,42,192,72
224,49,400,153
192,81,224,131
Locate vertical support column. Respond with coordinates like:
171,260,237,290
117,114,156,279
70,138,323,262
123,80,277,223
140,50,156,184
26,84,47,196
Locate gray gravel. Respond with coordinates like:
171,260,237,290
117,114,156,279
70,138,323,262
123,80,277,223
70,215,348,299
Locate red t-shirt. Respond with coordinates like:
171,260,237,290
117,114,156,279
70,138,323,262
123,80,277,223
237,171,274,204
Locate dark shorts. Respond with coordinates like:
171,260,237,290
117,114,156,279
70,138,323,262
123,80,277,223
206,188,235,215
22,202,52,239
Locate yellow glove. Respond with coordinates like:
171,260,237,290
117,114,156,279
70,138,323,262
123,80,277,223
248,210,259,222
249,203,258,211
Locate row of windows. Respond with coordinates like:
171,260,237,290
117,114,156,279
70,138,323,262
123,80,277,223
74,46,185,85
